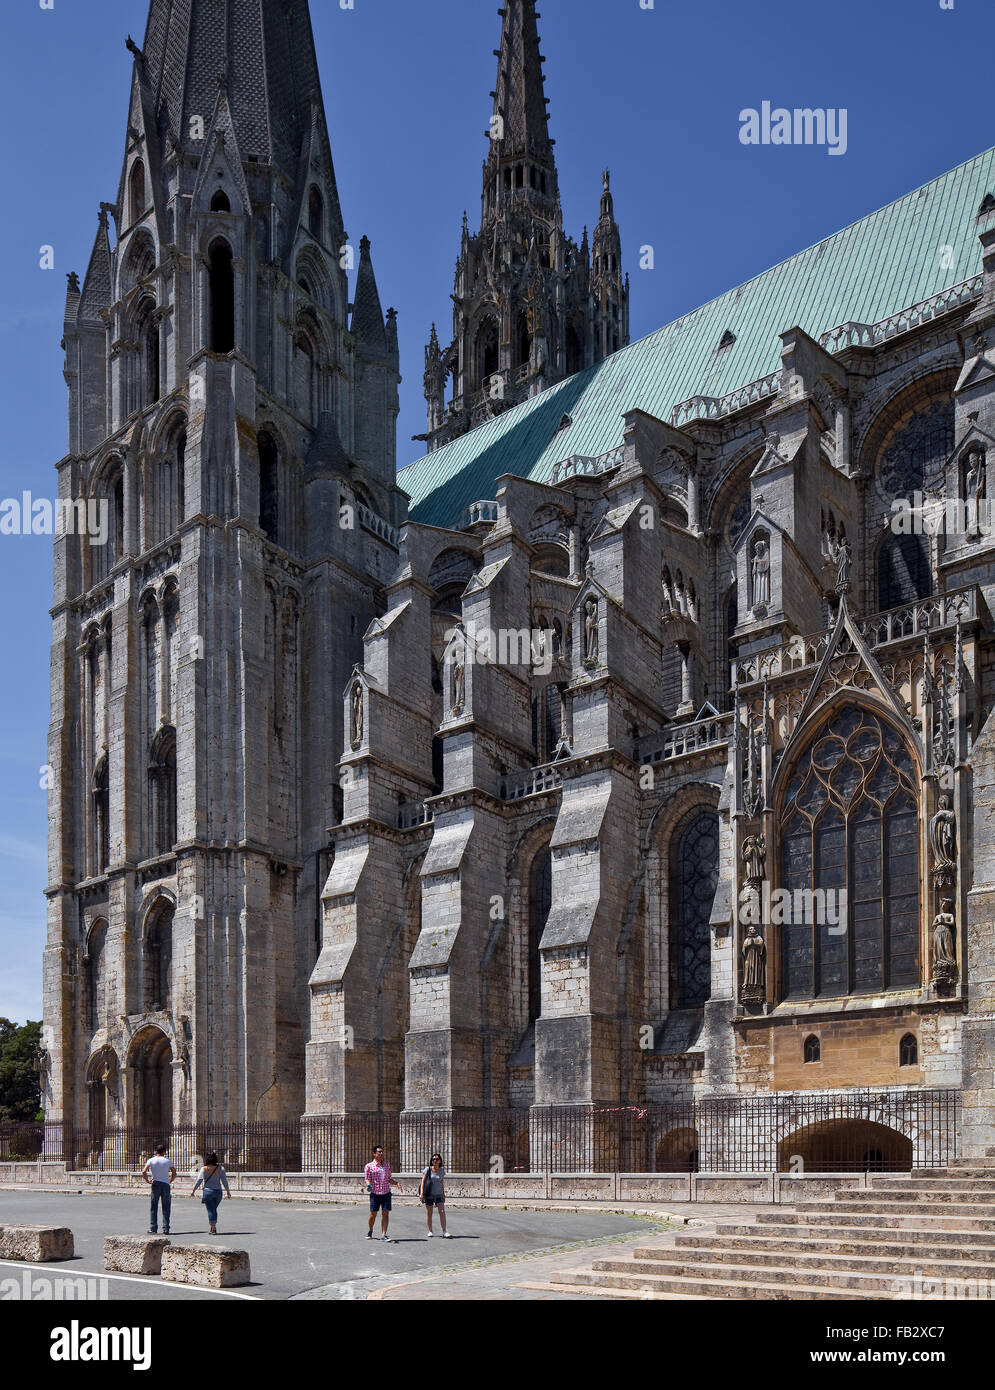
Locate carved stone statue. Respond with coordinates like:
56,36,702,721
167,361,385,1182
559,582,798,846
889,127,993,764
931,898,957,991
930,794,957,869
751,539,770,609
584,597,599,664
451,643,466,714
742,922,767,1000
349,681,363,749
833,534,852,593
966,447,986,505
742,833,766,885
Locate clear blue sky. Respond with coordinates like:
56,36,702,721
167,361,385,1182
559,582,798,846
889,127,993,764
1,0,993,1022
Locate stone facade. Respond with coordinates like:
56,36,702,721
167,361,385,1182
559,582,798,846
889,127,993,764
45,0,402,1131
44,0,995,1168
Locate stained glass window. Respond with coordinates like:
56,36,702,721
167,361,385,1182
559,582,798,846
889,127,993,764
670,810,718,1007
779,707,920,999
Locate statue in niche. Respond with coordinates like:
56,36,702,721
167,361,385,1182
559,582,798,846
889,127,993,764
930,794,957,872
349,681,363,750
584,597,599,665
833,532,852,593
931,898,957,992
742,833,766,885
965,448,987,538
451,642,466,714
751,538,770,609
742,922,767,1000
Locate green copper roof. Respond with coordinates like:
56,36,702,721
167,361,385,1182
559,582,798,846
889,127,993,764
399,146,995,528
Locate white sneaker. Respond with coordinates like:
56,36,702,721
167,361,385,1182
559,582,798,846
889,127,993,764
426,1230,434,1237
442,1231,453,1238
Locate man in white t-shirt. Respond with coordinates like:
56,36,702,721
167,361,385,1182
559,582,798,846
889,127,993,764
142,1144,177,1235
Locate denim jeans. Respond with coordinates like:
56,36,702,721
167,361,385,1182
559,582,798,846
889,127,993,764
203,1188,223,1225
150,1180,171,1232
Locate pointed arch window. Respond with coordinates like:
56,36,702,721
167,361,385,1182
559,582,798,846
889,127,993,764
94,464,125,584
143,902,174,1013
877,532,931,611
258,430,280,544
517,311,531,369
148,726,177,858
210,189,231,213
803,1034,821,1063
208,240,235,353
308,186,324,242
92,756,109,875
779,707,920,1000
669,809,719,1008
899,1032,918,1066
476,317,499,388
129,160,146,225
85,920,108,1034
528,845,552,1026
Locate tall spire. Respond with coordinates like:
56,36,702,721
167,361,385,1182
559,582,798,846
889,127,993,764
490,0,553,161
140,0,326,178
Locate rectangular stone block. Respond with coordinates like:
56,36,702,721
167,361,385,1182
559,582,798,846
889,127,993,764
160,1243,251,1288
0,1225,74,1262
104,1235,170,1275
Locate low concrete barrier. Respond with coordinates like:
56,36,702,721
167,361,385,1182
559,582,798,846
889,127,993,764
160,1243,250,1288
0,1224,74,1262
0,1166,872,1203
104,1235,170,1275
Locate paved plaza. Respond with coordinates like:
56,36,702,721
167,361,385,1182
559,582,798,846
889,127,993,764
0,1189,705,1301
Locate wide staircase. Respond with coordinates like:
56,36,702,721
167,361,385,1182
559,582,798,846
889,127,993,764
539,1152,995,1299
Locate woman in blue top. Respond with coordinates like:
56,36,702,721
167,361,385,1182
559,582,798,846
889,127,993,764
419,1153,452,1238
190,1151,234,1234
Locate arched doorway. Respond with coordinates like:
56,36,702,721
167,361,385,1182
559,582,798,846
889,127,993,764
131,1027,173,1137
778,1119,913,1172
656,1127,700,1172
86,1047,117,1139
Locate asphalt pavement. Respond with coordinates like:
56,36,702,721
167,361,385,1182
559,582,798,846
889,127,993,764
0,1189,663,1300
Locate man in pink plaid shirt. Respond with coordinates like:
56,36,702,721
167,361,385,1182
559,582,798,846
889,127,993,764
364,1145,402,1241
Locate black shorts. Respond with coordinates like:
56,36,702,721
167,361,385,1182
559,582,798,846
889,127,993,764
423,1195,445,1206
369,1192,392,1212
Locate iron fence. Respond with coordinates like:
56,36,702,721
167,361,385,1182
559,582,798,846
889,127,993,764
0,1089,961,1175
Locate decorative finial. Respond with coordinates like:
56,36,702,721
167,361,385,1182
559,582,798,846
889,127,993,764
602,169,610,191
66,271,80,293
125,35,141,59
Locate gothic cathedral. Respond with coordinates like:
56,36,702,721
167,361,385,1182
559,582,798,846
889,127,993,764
44,0,995,1170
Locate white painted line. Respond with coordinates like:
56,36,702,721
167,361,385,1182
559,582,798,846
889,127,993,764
0,1259,261,1300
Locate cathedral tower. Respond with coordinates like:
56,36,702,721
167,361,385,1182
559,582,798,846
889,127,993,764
419,0,629,453
44,0,403,1135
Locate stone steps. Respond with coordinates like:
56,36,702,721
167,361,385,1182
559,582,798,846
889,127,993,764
627,1244,995,1280
829,1188,995,1203
675,1239,995,1273
547,1266,897,1300
587,1254,980,1294
760,1209,995,1231
544,1166,995,1298
868,1177,995,1190
792,1199,995,1217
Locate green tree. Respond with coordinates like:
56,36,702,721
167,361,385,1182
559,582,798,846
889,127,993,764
0,1019,42,1123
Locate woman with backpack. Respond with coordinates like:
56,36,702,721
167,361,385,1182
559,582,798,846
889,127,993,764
190,1150,233,1234
419,1152,452,1237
